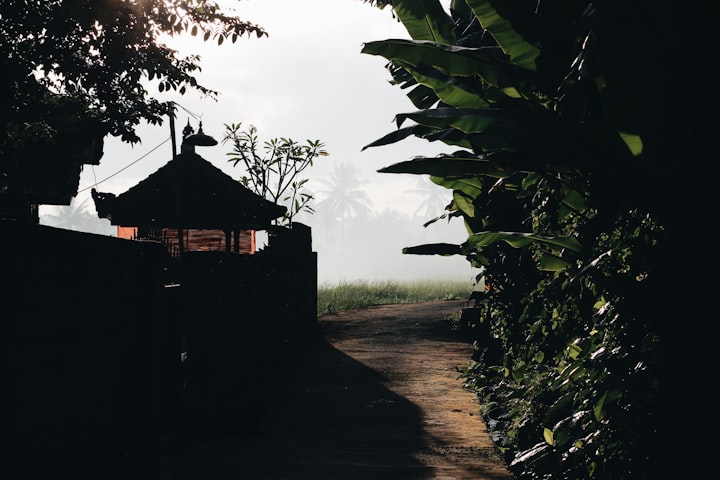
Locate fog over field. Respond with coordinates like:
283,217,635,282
40,0,473,286
40,178,472,286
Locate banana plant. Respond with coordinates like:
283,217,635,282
361,0,643,273
360,2,673,479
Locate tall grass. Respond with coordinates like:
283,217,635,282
317,279,472,315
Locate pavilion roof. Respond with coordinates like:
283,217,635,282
92,150,285,230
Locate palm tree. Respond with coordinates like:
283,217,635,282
314,162,373,239
403,176,450,220
40,196,114,235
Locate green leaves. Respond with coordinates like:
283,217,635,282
593,389,622,421
361,3,672,476
538,253,573,272
464,0,540,70
223,123,327,225
466,231,585,253
394,107,532,134
362,39,528,90
378,151,505,178
403,243,463,255
391,0,456,43
1,0,269,146
402,231,585,275
543,427,554,446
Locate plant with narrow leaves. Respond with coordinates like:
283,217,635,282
222,123,327,226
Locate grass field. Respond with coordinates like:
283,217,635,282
317,279,473,315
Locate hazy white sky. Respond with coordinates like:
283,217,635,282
42,0,474,285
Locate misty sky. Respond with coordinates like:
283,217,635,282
40,0,474,285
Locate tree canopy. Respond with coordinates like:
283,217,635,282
1,0,265,217
1,0,265,143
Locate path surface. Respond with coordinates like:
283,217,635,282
157,300,512,480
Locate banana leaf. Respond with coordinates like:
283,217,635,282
385,62,440,109
465,0,541,70
378,150,508,178
538,252,574,272
397,60,491,108
402,242,463,255
391,0,456,43
361,125,437,150
394,107,534,134
361,39,531,89
430,175,484,198
466,231,585,253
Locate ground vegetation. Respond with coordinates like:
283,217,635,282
317,279,472,315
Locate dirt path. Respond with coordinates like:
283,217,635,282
158,300,512,479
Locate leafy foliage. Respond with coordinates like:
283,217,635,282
1,0,266,213
1,0,265,143
222,123,327,226
361,0,714,478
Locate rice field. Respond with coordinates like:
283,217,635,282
317,279,472,315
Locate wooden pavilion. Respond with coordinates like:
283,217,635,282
91,123,286,255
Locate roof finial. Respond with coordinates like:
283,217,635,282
183,120,218,147
182,119,195,140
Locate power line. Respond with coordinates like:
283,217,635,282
12,105,200,216
174,102,202,122
65,101,202,196
2,135,173,219
78,135,171,194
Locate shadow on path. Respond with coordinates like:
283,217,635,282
156,300,512,480
157,337,434,480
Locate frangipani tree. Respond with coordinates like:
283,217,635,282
223,123,327,226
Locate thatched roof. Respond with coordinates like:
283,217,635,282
92,150,285,230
